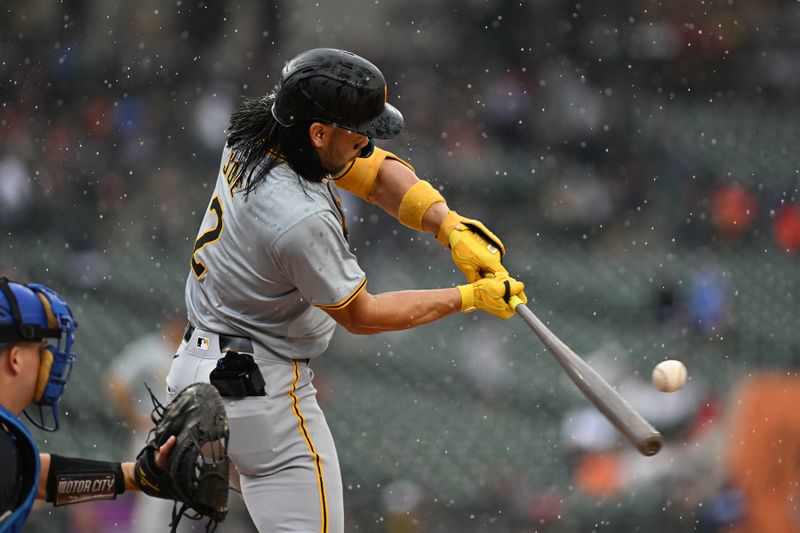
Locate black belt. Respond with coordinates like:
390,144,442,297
184,323,254,354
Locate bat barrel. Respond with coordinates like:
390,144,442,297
510,297,664,456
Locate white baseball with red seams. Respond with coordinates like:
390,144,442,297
652,360,688,392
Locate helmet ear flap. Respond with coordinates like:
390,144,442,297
35,346,54,402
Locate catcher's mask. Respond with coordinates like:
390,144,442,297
271,47,404,152
0,278,77,431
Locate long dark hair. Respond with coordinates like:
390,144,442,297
226,94,327,196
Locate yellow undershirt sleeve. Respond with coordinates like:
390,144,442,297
333,147,415,200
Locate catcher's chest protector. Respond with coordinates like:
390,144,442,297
0,405,40,533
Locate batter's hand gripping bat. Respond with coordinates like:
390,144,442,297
509,295,663,456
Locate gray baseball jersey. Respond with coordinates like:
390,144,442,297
185,145,366,360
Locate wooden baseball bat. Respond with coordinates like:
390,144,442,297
509,295,663,456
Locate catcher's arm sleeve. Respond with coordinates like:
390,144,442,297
41,454,125,505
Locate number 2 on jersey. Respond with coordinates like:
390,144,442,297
190,195,224,279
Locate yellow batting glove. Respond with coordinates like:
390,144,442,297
457,275,527,320
437,212,507,283
450,227,508,283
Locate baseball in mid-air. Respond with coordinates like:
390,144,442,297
651,360,688,392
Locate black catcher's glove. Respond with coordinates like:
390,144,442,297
134,383,230,532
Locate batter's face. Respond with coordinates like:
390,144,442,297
309,122,370,174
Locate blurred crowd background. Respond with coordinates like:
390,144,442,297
2,0,799,531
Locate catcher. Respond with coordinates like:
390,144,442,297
0,278,229,533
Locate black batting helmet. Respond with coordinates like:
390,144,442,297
271,48,404,139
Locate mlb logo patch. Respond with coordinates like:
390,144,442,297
196,337,210,350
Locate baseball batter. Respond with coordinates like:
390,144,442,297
165,48,527,532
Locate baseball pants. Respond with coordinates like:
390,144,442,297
166,327,344,533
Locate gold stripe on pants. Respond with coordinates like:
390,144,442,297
288,360,328,533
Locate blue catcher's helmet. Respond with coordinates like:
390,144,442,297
0,278,77,431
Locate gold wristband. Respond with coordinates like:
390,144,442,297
456,284,476,312
435,210,462,247
397,180,445,231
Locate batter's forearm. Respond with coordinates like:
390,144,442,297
368,159,421,216
339,288,461,334
421,202,449,235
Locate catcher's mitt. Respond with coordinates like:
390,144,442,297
134,382,230,532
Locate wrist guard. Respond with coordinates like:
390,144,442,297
45,454,125,506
